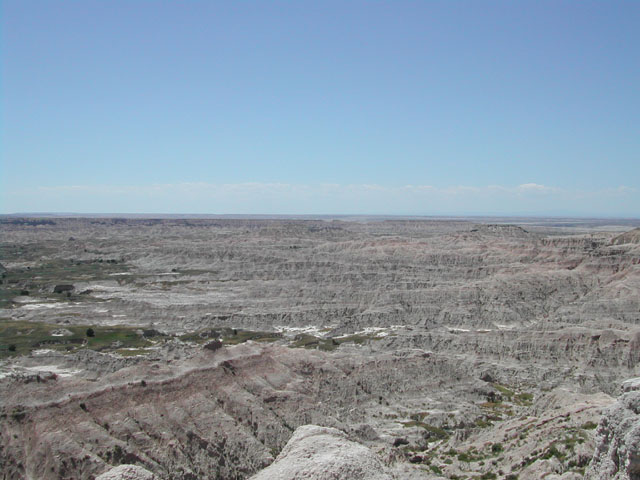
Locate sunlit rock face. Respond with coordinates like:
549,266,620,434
587,390,640,480
96,465,156,480
250,425,393,480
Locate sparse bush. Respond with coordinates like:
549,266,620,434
393,437,409,447
542,444,565,460
480,473,497,480
204,339,222,351
458,452,471,462
11,407,26,421
86,328,95,337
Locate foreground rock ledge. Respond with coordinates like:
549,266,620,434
250,425,393,480
586,391,640,480
96,465,156,480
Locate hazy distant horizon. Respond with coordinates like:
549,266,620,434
2,181,639,218
3,212,640,223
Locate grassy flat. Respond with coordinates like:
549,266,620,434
0,320,151,359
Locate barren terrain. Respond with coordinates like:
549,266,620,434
1,216,640,479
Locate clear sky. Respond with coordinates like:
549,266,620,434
1,1,639,216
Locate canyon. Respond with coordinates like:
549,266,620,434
1,216,639,479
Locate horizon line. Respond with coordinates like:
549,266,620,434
2,212,640,221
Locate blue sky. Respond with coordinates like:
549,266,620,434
1,1,639,216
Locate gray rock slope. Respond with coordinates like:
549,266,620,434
96,465,156,480
587,390,640,480
250,425,393,480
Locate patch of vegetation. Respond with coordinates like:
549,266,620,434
179,328,220,343
0,320,152,358
290,332,382,351
492,383,515,398
457,447,486,463
429,464,442,475
541,443,565,461
287,333,335,350
10,406,26,422
8,257,127,283
0,288,22,310
0,250,129,308
514,392,534,406
0,242,58,262
180,327,282,346
224,329,282,345
401,421,449,440
562,430,586,451
491,443,503,454
581,421,598,430
488,383,533,407
475,417,494,428
457,451,472,462
481,401,513,416
479,473,497,480
410,411,429,422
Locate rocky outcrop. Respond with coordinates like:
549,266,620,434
95,465,156,480
250,425,393,480
53,284,75,294
469,223,532,238
586,391,640,479
0,343,469,479
612,228,640,245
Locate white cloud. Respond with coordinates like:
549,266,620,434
3,182,639,216
515,183,564,195
517,183,549,191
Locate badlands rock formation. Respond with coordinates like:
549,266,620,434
96,464,156,480
1,216,639,479
250,425,393,479
586,389,640,479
